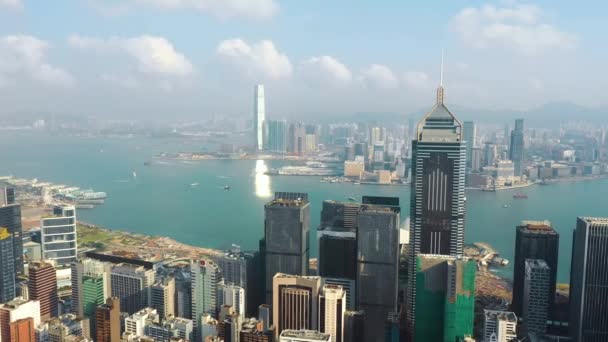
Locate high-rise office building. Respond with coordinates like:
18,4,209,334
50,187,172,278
483,310,517,342
0,186,23,275
0,228,16,303
40,205,77,266
512,221,559,318
318,284,345,342
384,312,400,342
28,260,58,320
191,259,220,341
356,201,400,342
407,63,467,339
343,310,364,342
523,259,550,336
216,248,259,317
569,217,608,341
288,122,307,155
267,120,289,153
272,273,321,338
0,298,41,342
258,304,271,332
9,317,35,342
110,263,155,315
262,192,310,305
413,254,475,342
71,258,112,318
218,283,245,317
509,118,525,177
463,121,476,169
95,297,121,342
150,277,176,320
254,84,266,151
175,269,192,320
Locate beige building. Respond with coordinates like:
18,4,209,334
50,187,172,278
318,285,345,342
343,160,364,178
273,273,321,338
376,170,392,184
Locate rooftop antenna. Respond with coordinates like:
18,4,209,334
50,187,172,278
437,49,445,105
440,49,444,87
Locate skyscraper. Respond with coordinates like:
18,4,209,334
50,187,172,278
218,283,245,317
512,221,559,318
463,121,476,169
343,311,365,342
191,259,220,342
28,261,58,320
254,84,266,151
110,263,155,315
483,310,517,342
569,217,608,341
272,273,321,338
318,284,345,342
408,61,467,340
412,255,476,342
262,192,310,304
95,297,121,342
71,258,112,318
0,228,16,303
509,118,525,177
523,259,550,336
216,248,260,317
356,201,400,342
40,205,77,266
0,186,23,275
267,120,288,153
9,317,35,342
150,277,176,320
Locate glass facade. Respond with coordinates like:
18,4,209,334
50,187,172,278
41,205,77,266
0,229,16,303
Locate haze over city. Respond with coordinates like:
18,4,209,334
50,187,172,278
1,0,607,121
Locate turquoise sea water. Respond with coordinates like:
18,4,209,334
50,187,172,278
1,131,607,283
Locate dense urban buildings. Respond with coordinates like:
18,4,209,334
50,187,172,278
272,273,321,338
0,228,16,303
40,205,78,266
463,121,476,169
28,260,58,320
95,297,121,342
191,259,220,341
512,220,559,318
0,186,24,275
262,192,310,305
253,84,266,151
569,217,608,341
0,298,41,342
110,263,155,315
215,248,259,317
407,66,467,340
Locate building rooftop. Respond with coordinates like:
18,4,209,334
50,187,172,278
519,220,557,234
273,273,320,281
579,217,608,224
280,329,331,341
484,309,517,322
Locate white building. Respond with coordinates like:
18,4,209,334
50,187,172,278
125,308,159,337
318,285,345,342
0,297,41,330
483,310,517,342
40,205,77,266
254,84,266,151
218,283,245,317
279,329,331,342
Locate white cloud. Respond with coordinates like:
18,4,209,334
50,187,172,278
100,73,140,88
68,34,194,76
301,56,352,85
91,0,278,19
451,3,576,55
360,64,399,89
0,35,74,87
402,71,434,90
0,0,22,10
529,77,544,91
216,38,292,80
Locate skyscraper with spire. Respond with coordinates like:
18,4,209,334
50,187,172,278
407,55,467,340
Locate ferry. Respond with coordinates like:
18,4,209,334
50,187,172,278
190,182,200,187
513,193,528,199
502,204,510,208
224,185,231,190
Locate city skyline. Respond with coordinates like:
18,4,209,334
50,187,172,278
0,1,607,120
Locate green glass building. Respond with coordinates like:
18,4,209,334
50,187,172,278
414,254,475,342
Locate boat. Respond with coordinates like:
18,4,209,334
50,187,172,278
144,161,151,166
513,193,528,199
190,182,200,187
132,171,137,178
502,204,510,208
224,185,231,190
348,197,356,201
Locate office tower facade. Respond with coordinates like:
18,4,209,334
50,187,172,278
512,221,559,317
0,186,23,275
28,261,58,320
408,71,467,339
40,205,77,266
279,330,331,342
191,259,220,341
272,273,321,338
318,284,345,342
523,259,550,336
175,269,192,319
385,312,400,342
218,283,245,317
110,264,155,315
0,298,41,342
9,317,35,342
262,192,310,305
258,304,271,331
254,84,266,151
570,217,608,341
95,297,121,342
268,120,289,152
356,202,399,342
288,122,307,155
151,277,176,320
71,258,112,318
483,310,517,342
509,118,525,177
463,121,476,169
0,228,16,303
343,310,364,342
216,249,259,317
413,255,475,342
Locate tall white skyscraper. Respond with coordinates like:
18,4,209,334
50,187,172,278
254,84,266,151
40,205,77,266
319,284,345,342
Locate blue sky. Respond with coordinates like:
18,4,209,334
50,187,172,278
0,0,606,120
